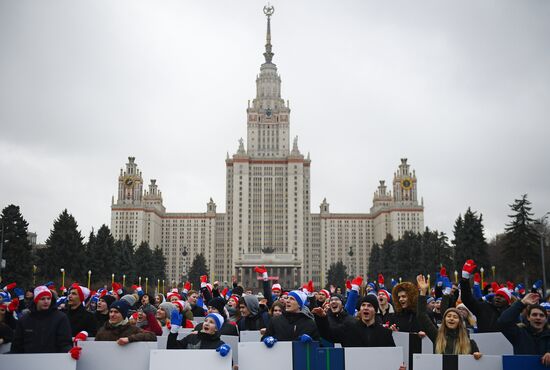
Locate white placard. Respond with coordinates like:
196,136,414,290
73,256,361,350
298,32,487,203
0,342,11,353
238,341,293,370
412,354,442,370
459,354,502,370
77,341,157,370
392,331,433,366
149,349,231,370
177,328,194,340
157,336,168,349
0,353,77,370
345,347,403,370
161,327,170,336
470,333,513,355
239,330,262,342
220,335,239,364
193,317,205,324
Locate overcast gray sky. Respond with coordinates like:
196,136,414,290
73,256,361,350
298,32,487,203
1,0,549,244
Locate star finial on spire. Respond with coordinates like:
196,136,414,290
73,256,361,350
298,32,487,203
263,4,275,63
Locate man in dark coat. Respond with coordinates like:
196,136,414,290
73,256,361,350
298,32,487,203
313,294,395,347
389,282,421,333
460,259,510,332
65,284,98,336
10,286,72,353
498,292,550,365
95,300,156,344
263,290,319,341
238,295,270,331
95,294,116,329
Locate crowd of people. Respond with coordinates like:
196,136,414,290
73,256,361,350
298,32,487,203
0,259,549,368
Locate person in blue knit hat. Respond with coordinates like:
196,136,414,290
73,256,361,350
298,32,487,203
167,311,230,357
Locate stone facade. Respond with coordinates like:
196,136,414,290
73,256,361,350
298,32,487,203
110,10,424,289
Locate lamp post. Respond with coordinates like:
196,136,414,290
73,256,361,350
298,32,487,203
87,270,91,289
123,274,126,287
60,268,65,289
182,247,188,281
0,221,4,278
454,270,458,284
491,266,495,281
480,267,484,288
522,261,527,289
33,265,37,287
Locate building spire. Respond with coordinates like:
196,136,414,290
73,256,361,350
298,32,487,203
263,4,275,64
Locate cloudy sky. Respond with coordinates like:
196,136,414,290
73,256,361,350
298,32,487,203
1,0,549,244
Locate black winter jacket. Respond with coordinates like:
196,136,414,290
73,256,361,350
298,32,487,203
263,311,320,341
194,321,239,336
460,278,507,333
388,309,421,333
10,304,72,353
316,314,395,347
167,331,224,349
66,304,98,336
497,300,550,356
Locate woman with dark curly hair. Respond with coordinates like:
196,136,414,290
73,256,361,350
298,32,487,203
389,281,422,333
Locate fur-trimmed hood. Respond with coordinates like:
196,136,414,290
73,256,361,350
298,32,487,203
391,282,418,313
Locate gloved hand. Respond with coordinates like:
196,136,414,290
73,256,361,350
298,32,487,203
441,276,452,295
73,331,88,345
254,265,269,281
473,273,481,285
183,281,191,294
200,275,208,288
170,309,183,333
435,273,443,287
440,267,447,277
391,278,397,287
378,274,385,287
69,346,82,360
2,282,16,292
7,298,19,313
216,344,231,357
299,334,312,343
506,281,515,291
351,276,363,292
263,336,277,348
14,287,24,300
533,280,543,290
462,259,477,279
345,280,351,292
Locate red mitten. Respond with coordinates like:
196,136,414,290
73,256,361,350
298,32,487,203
491,282,499,293
74,331,88,345
307,280,314,294
378,274,385,286
506,281,515,291
7,298,19,312
473,273,481,285
440,267,447,277
345,280,352,291
69,346,82,360
351,276,363,292
461,259,477,279
112,282,123,296
183,281,191,293
254,265,269,281
200,275,208,288
3,282,16,291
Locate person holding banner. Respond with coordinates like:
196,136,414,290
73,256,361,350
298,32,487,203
416,275,483,359
95,300,157,344
10,285,73,354
167,312,229,352
497,292,550,365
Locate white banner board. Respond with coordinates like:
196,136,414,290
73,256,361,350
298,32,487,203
220,335,239,364
149,349,231,370
77,341,157,370
0,353,77,370
239,330,262,342
412,354,503,370
0,343,11,353
392,331,433,367
345,347,404,370
470,333,513,355
238,341,292,370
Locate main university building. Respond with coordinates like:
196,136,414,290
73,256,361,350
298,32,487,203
111,8,424,289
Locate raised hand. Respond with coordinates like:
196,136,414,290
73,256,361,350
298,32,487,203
473,273,481,285
462,259,477,279
416,274,429,294
521,292,540,306
378,273,385,287
170,309,183,332
69,346,82,360
254,265,269,281
351,276,363,291
216,344,231,357
183,281,191,293
311,307,326,317
299,334,312,343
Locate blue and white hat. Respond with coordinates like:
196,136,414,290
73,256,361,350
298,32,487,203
289,290,308,309
206,313,224,331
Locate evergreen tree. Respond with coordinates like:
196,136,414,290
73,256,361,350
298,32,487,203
151,246,166,282
0,205,33,287
452,208,489,271
39,210,86,282
87,225,116,282
188,253,209,290
367,244,381,281
379,234,395,278
134,241,153,284
419,228,453,277
116,235,135,285
326,261,347,291
502,194,540,281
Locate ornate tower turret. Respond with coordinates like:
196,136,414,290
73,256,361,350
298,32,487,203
116,157,144,205
392,158,418,205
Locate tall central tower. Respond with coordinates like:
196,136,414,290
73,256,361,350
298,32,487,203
226,5,310,289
